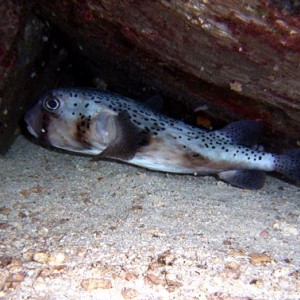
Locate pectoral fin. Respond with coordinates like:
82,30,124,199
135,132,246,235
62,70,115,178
96,111,145,160
218,169,266,190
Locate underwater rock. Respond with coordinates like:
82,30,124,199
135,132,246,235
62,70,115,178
1,0,300,153
37,0,300,149
0,1,70,154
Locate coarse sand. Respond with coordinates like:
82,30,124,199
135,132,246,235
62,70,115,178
0,136,299,299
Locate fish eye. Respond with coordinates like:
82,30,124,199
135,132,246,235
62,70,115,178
44,98,60,111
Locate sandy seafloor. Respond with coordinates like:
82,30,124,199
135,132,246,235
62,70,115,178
0,136,299,300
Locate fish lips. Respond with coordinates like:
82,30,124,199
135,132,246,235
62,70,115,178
24,102,45,139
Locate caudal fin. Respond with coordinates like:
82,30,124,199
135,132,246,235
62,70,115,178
274,149,300,182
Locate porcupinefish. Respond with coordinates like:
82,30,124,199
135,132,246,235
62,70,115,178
24,88,300,189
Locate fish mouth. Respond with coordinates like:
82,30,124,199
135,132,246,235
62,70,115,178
24,111,37,137
24,103,43,138
26,124,38,138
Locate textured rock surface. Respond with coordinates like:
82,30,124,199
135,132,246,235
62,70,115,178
0,1,71,154
0,0,300,153
37,0,300,149
0,0,28,153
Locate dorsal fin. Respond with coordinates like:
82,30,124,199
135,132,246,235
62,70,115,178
144,95,164,113
216,120,262,147
95,111,147,161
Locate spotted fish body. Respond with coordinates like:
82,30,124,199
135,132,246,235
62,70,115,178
25,88,300,189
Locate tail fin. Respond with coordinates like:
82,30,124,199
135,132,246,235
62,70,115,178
274,149,300,182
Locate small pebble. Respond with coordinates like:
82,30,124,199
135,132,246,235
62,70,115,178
10,272,25,282
249,253,272,266
33,252,49,264
121,288,138,299
228,249,246,257
225,261,240,270
125,271,138,281
145,274,166,286
259,230,269,238
229,80,242,92
48,252,66,265
81,278,112,290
